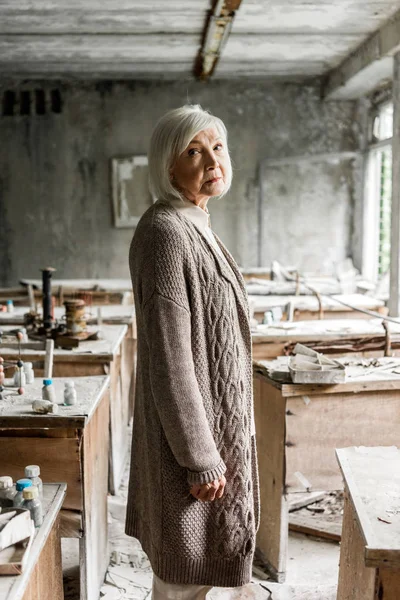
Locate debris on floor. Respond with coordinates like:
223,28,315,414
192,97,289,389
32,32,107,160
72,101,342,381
288,491,344,542
63,442,339,600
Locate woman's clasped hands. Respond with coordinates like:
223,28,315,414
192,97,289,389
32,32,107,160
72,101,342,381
190,475,226,502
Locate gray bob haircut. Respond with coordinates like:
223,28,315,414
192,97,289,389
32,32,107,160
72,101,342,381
148,104,232,202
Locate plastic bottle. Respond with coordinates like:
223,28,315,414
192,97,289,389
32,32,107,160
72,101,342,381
6,300,14,313
42,378,56,403
64,381,77,406
23,362,35,385
25,465,43,498
13,361,26,387
13,479,33,508
22,486,43,528
0,476,17,508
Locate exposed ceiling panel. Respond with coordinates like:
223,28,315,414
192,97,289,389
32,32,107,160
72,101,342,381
230,0,400,34
0,35,200,63
0,2,210,35
216,0,400,77
0,0,399,81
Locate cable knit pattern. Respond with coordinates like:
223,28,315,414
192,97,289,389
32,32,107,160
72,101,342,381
125,199,260,588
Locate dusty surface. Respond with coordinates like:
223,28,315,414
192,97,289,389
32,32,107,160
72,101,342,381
0,375,109,420
292,491,344,528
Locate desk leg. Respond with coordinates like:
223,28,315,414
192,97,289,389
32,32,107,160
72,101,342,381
121,336,136,425
80,390,110,600
253,375,288,582
338,488,400,600
337,488,376,600
22,515,64,600
375,568,400,599
109,357,130,494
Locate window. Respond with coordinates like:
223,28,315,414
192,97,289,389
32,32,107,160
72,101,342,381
363,101,393,281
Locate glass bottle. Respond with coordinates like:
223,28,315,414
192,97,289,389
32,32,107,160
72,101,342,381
13,478,33,508
23,362,35,384
22,486,43,528
0,476,17,508
64,381,77,406
42,378,56,403
25,465,43,498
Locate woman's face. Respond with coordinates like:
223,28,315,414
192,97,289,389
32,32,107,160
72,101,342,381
170,127,229,207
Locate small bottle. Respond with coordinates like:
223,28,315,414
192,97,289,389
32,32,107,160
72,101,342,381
23,362,35,385
13,478,33,508
14,361,26,387
22,486,43,528
0,476,17,508
6,300,14,313
25,465,43,498
64,381,77,406
42,378,56,403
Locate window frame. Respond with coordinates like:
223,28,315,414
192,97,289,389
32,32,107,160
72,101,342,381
362,101,393,282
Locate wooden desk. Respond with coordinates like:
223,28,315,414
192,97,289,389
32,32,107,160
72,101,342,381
0,483,66,600
0,306,137,424
240,266,297,282
20,278,133,305
0,377,109,600
0,304,135,329
253,360,400,582
251,318,400,360
249,294,387,323
0,287,31,307
337,447,400,600
0,324,129,494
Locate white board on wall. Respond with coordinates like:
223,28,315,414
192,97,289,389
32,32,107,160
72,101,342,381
111,155,154,228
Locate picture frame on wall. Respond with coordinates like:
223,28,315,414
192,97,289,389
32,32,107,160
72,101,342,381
111,155,154,228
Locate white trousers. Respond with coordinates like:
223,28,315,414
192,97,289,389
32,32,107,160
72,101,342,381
152,574,213,600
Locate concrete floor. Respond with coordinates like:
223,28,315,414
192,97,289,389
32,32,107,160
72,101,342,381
62,458,340,600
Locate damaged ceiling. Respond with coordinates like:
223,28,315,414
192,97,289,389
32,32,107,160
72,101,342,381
0,0,399,88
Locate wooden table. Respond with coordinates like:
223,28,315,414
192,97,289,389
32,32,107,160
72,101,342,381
337,447,400,600
0,305,137,424
0,324,129,494
240,266,297,282
253,359,400,582
0,304,135,328
0,377,110,600
20,278,133,305
0,483,66,600
251,318,400,360
249,293,387,323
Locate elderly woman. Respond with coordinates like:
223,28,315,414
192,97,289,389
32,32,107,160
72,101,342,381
125,105,259,600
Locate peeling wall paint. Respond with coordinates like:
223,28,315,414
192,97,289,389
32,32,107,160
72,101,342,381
0,80,359,285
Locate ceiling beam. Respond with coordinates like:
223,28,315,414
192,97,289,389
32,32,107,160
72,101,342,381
195,0,243,81
322,9,400,100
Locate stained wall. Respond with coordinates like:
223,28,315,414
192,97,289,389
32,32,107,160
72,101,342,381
0,80,360,285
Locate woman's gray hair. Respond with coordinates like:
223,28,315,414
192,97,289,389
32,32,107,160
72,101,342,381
148,104,232,202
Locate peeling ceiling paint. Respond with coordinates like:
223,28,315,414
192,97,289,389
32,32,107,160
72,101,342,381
0,0,399,79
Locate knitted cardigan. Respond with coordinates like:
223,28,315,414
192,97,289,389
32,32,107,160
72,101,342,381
125,199,260,588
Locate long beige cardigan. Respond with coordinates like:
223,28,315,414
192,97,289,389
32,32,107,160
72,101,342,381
125,199,260,587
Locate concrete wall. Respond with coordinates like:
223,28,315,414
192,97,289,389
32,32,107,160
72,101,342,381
0,80,359,285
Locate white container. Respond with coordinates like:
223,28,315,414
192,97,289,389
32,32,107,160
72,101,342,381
64,381,77,406
42,379,56,403
24,466,43,498
13,368,26,387
23,362,34,384
22,486,43,528
0,477,17,508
